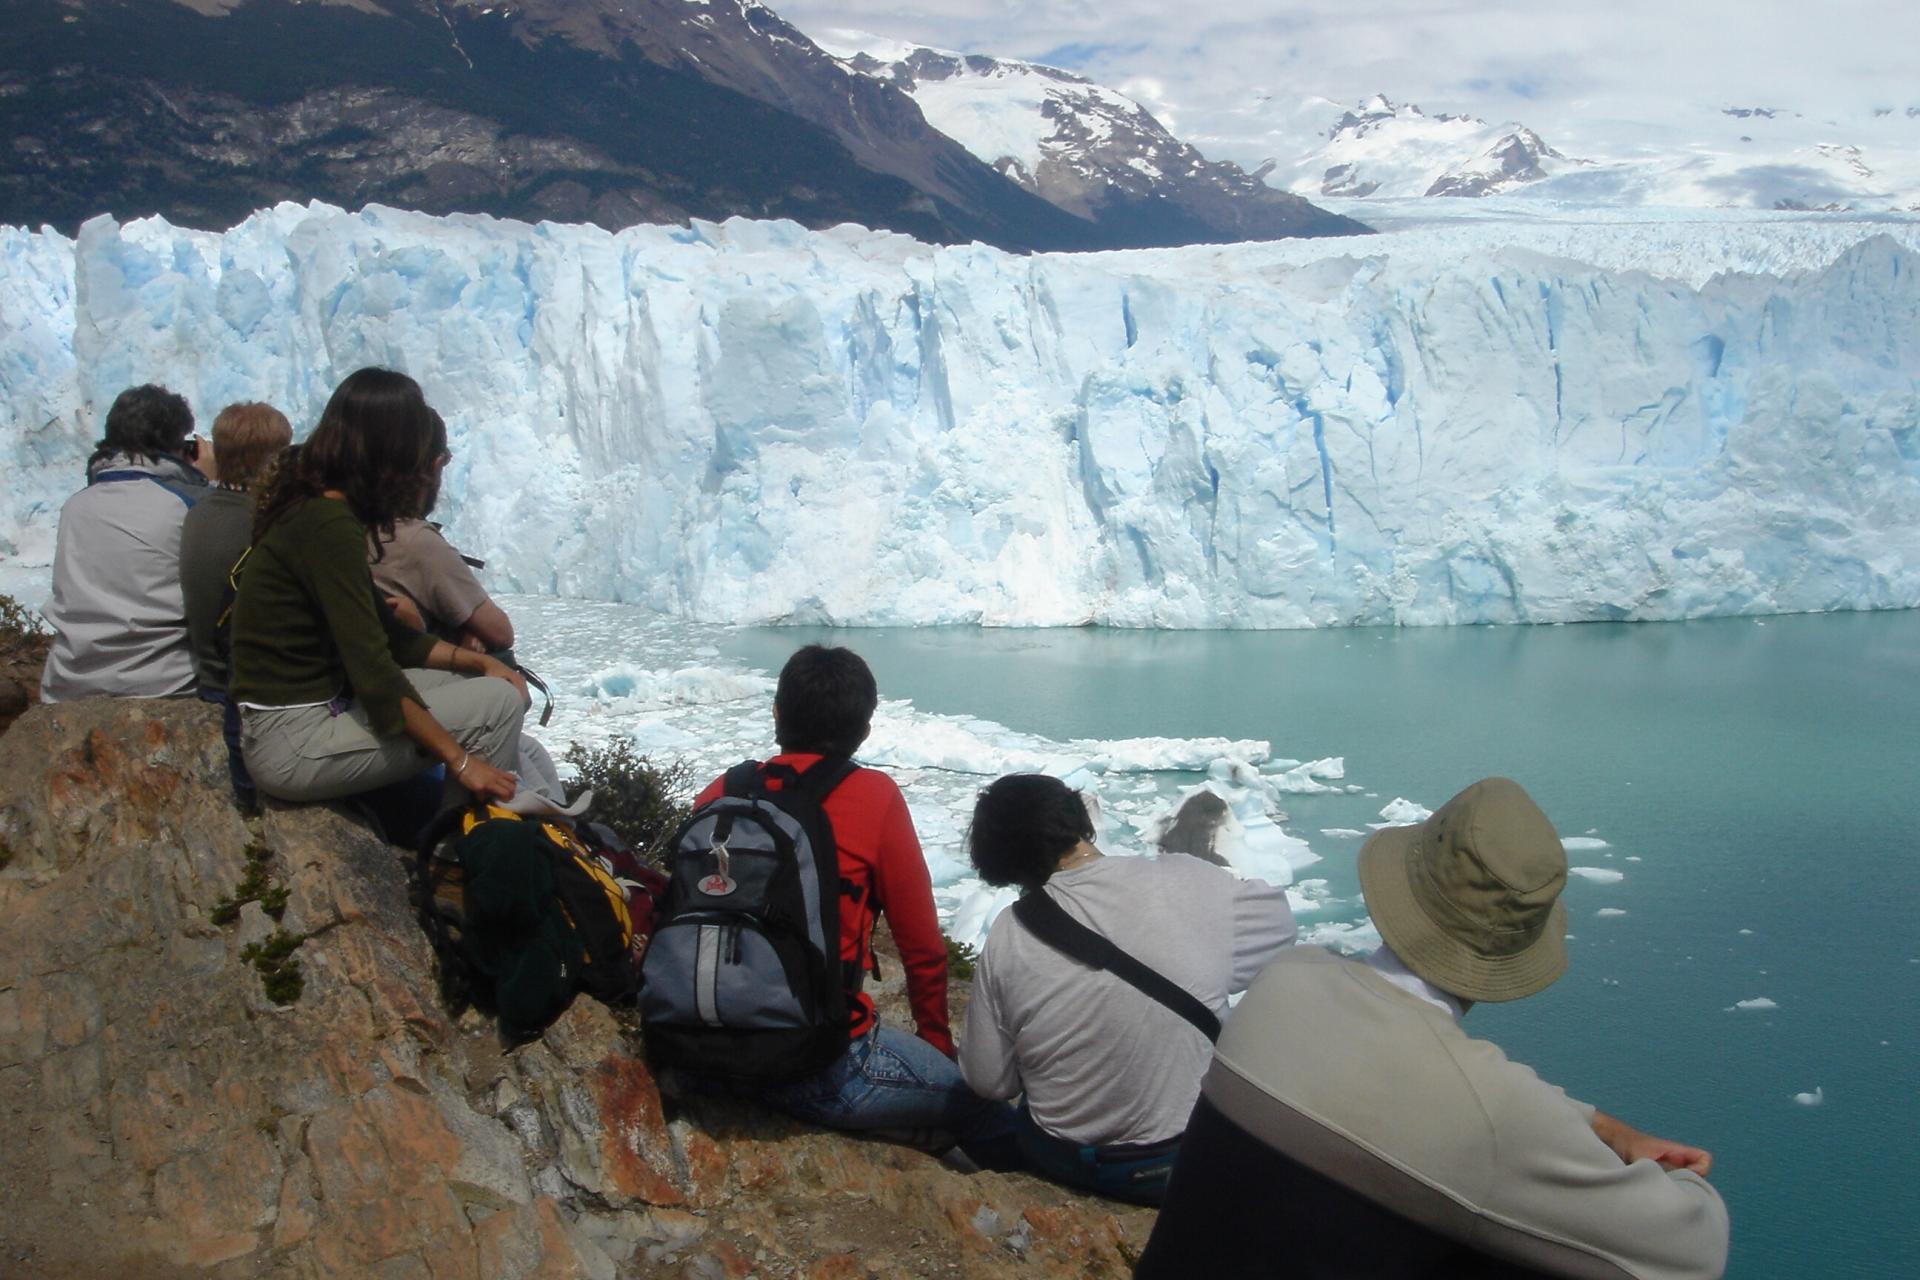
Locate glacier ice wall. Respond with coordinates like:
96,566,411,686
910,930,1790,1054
2,202,1917,626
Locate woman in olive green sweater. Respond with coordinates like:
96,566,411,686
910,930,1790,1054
230,368,528,806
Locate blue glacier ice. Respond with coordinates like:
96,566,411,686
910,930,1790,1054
2,201,1916,626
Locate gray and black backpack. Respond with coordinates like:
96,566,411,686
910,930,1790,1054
639,758,857,1081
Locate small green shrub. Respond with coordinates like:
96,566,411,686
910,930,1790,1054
0,593,47,643
563,737,691,867
210,840,288,925
241,929,308,1005
212,842,305,1003
945,935,978,982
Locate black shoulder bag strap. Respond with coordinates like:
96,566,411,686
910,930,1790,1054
1010,891,1222,1043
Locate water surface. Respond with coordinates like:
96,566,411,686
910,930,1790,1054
725,610,1920,1278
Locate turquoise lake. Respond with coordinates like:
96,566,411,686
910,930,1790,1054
724,609,1920,1278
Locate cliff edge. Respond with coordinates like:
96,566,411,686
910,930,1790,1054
0,698,1150,1278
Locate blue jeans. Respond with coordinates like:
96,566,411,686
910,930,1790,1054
199,688,257,811
1013,1102,1180,1205
758,1027,1023,1170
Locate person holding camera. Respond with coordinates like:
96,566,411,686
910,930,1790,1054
40,384,215,702
957,773,1297,1204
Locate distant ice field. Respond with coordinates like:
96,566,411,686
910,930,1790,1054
1086,197,1920,288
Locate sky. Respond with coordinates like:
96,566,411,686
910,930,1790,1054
771,0,1920,169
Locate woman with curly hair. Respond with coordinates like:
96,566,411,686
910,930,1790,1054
229,367,527,806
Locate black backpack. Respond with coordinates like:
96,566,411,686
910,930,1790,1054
416,804,656,1046
640,758,857,1081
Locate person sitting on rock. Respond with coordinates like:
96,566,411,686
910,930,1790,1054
368,409,517,664
40,384,214,702
1135,777,1729,1279
689,644,1022,1169
957,772,1297,1204
229,367,529,809
178,401,295,809
180,401,294,698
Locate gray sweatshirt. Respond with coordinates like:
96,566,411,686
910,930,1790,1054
960,852,1296,1147
40,452,209,702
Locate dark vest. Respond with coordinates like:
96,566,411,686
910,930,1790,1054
1135,1096,1559,1279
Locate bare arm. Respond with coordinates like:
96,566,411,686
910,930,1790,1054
459,600,515,651
385,593,426,632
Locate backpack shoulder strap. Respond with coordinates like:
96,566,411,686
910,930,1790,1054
1010,891,1221,1043
787,756,858,806
721,760,764,798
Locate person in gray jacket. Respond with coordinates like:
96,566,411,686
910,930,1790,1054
1137,777,1729,1280
40,385,213,702
959,773,1296,1205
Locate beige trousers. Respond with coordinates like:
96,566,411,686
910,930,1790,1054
241,669,525,806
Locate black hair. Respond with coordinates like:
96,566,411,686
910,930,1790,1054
967,773,1095,891
773,644,877,758
252,367,438,546
89,384,193,470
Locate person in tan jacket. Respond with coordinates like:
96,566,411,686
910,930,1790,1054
1137,777,1729,1280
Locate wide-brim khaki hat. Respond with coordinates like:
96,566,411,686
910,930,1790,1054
1358,777,1569,1003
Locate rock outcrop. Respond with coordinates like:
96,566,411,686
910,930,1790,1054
0,699,1151,1278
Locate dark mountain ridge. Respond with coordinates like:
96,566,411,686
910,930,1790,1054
0,0,1366,250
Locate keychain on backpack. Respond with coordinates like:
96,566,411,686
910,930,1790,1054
699,841,737,897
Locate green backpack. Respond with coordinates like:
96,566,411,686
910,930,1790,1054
416,805,648,1045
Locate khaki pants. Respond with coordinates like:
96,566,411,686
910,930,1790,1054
242,669,525,806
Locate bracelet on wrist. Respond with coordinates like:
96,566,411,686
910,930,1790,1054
454,752,470,778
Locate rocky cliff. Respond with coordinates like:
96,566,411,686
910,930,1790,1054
0,698,1151,1278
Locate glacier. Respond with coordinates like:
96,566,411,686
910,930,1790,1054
2,200,1917,627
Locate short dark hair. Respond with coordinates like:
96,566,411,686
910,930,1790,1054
252,367,438,545
967,774,1094,891
91,384,193,469
774,645,877,758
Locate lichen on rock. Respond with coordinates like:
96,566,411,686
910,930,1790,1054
0,699,1152,1277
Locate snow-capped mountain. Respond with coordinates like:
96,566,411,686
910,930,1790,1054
821,31,1362,246
1269,95,1920,212
1278,96,1586,199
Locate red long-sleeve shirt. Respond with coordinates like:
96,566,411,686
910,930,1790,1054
694,755,955,1056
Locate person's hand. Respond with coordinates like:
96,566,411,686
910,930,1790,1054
186,434,218,482
386,593,426,631
1628,1135,1712,1176
1591,1112,1713,1176
476,654,531,707
456,755,517,803
458,631,487,654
